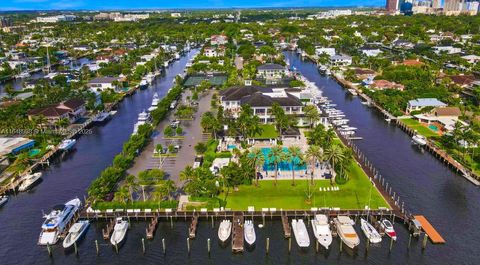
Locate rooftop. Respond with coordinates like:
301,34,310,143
408,98,447,107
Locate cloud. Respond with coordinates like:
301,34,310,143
49,1,85,9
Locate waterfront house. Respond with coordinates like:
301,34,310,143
27,98,86,125
314,47,336,57
88,76,121,92
406,98,447,113
400,59,424,67
330,55,352,66
203,46,225,57
461,55,480,64
219,84,306,126
0,137,35,157
392,39,415,49
256,63,287,84
370,80,404,91
448,75,476,89
433,46,461,55
354,68,377,80
360,48,382,57
413,107,462,132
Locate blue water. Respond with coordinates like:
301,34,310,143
261,147,307,171
227,144,237,149
428,124,439,132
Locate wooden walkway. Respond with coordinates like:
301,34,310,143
413,215,445,244
231,212,244,253
188,214,198,239
281,213,291,238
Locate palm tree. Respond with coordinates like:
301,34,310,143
323,129,336,149
324,144,345,184
268,145,284,186
125,175,138,202
161,180,176,201
248,147,265,186
305,145,323,185
287,145,303,186
114,186,129,206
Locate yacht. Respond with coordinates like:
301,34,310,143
360,218,382,244
311,214,332,249
59,139,76,151
380,219,397,241
0,195,8,207
292,219,310,248
93,112,111,124
18,172,42,192
63,220,90,249
16,71,31,79
339,130,355,136
339,126,357,131
164,61,169,67
139,79,148,89
334,216,360,249
218,220,232,243
132,110,152,134
174,53,180,60
110,217,129,246
244,220,256,245
148,93,160,112
412,134,427,146
38,198,81,245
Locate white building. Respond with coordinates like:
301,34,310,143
210,35,228,46
36,15,76,23
433,46,462,55
361,48,382,57
406,98,447,113
315,47,336,57
88,77,121,92
461,55,480,64
330,55,352,66
171,13,182,18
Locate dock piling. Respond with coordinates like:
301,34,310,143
95,240,99,256
46,243,52,257
389,236,394,252
288,237,291,254
422,234,429,250
207,238,211,256
408,234,412,249
115,242,118,254
187,238,190,255
142,238,145,254
162,238,166,255
339,239,343,252
74,241,78,255
266,237,270,255
315,240,319,253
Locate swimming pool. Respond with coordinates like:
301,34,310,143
428,124,439,132
261,147,307,171
227,144,237,150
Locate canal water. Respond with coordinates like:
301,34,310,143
1,50,478,265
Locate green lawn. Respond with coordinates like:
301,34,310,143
400,118,439,138
217,161,389,211
250,124,278,139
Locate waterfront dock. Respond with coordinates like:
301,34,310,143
413,215,445,244
281,213,291,238
188,213,199,239
232,212,244,253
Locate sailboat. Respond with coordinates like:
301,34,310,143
244,220,256,245
311,214,332,249
360,218,382,244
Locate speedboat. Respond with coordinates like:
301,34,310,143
360,218,382,244
292,219,310,248
59,139,76,151
38,198,81,245
93,112,111,124
218,220,232,243
18,172,42,192
110,217,129,246
380,219,397,241
0,195,8,207
63,220,90,249
244,220,256,245
334,216,360,249
311,214,332,249
412,134,427,146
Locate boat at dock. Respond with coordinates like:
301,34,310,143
0,195,8,207
412,133,427,146
244,220,256,245
110,217,129,246
18,172,42,192
139,79,148,89
133,110,152,134
292,219,310,248
62,220,90,249
334,216,360,249
348,89,358,96
360,218,382,244
59,139,76,151
218,220,232,243
38,198,81,245
148,93,160,112
93,112,111,124
380,219,397,241
311,214,332,249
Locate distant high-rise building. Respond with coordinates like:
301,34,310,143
0,16,13,28
444,0,463,11
432,0,442,8
386,0,400,11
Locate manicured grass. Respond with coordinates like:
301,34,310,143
251,124,278,139
400,118,439,138
217,161,389,210
93,200,178,210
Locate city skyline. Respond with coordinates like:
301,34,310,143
1,0,385,11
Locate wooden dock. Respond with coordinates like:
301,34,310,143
188,214,199,239
413,215,445,244
102,218,115,240
281,213,291,238
146,217,158,240
231,212,244,253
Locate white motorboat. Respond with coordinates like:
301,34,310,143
244,220,256,245
412,134,427,146
59,139,76,151
360,218,382,244
339,126,357,131
334,216,360,249
18,172,42,192
38,198,81,245
148,93,160,112
380,219,397,241
0,195,8,207
174,53,180,60
340,130,355,136
311,214,332,249
291,219,310,248
218,220,232,243
93,112,111,123
139,79,148,89
133,110,152,134
63,220,90,249
110,217,129,246
16,71,31,79
164,61,169,67
348,89,358,96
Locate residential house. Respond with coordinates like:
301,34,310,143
315,47,336,57
354,68,377,80
413,107,462,132
0,137,35,157
392,39,415,49
361,48,382,57
401,59,425,67
27,98,86,125
203,46,225,57
256,64,287,84
406,98,447,113
371,80,405,91
88,76,121,92
461,55,480,64
210,34,228,46
330,55,352,66
433,46,461,55
448,75,476,88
